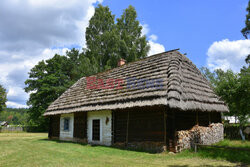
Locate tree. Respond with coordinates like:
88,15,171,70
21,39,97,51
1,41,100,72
201,67,250,135
85,4,120,72
0,108,29,125
25,49,93,130
241,1,250,38
0,84,7,112
85,5,150,71
201,68,239,116
25,5,150,130
235,58,250,126
117,5,150,63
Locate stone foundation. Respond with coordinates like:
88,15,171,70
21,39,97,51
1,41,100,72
176,123,224,152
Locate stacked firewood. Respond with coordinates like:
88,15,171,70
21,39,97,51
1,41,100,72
176,123,224,152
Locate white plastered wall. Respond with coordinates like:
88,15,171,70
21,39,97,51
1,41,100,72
87,110,112,146
60,113,74,140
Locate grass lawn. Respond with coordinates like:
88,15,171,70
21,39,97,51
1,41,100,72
0,133,249,167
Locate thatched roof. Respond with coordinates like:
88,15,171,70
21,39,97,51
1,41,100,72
44,50,228,116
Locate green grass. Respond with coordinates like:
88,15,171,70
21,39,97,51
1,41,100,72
190,139,250,164
0,133,248,167
215,139,250,148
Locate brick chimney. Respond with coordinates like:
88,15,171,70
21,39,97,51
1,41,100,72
117,58,126,66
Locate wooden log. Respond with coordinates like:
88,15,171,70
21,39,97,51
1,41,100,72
172,111,176,152
164,111,167,145
126,111,130,146
208,112,211,124
196,111,199,125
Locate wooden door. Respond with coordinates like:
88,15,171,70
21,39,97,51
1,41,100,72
92,119,100,141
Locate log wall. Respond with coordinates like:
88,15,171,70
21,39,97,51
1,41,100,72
49,115,60,138
175,111,222,131
113,106,165,143
73,112,87,139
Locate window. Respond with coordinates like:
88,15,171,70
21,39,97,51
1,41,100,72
63,118,70,131
92,119,100,141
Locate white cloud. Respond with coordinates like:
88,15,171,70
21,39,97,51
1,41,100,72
0,47,70,107
0,0,163,108
207,39,250,72
6,101,28,108
141,24,149,36
148,41,166,56
149,35,158,41
141,24,165,56
0,0,101,108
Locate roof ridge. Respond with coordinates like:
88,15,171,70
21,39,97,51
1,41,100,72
93,49,181,77
44,48,229,116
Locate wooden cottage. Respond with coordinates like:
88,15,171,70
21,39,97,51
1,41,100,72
44,50,228,152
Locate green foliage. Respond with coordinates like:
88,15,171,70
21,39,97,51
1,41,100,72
241,1,250,38
224,124,250,140
0,108,28,125
24,49,94,130
86,4,119,72
85,5,150,71
0,84,7,112
201,65,250,126
236,61,250,125
25,5,149,130
117,5,150,63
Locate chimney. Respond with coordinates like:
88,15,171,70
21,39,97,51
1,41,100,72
118,58,126,66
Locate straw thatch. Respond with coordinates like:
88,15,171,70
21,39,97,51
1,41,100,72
44,50,228,116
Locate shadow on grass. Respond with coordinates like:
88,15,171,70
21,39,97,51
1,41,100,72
194,147,250,165
39,138,158,154
167,166,230,167
39,138,88,146
39,138,250,165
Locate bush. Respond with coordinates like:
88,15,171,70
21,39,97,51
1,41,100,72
224,124,250,140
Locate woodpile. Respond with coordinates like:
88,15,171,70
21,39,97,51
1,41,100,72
176,123,224,152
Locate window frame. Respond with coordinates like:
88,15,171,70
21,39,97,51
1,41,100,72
63,117,70,131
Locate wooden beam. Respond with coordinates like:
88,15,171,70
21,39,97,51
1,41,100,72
208,112,211,125
126,111,130,146
196,111,199,125
172,111,176,141
171,111,176,152
111,111,115,144
164,111,167,145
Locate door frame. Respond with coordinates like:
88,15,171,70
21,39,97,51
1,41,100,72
89,117,103,143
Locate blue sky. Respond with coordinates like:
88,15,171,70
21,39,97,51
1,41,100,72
102,0,248,67
0,0,249,108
